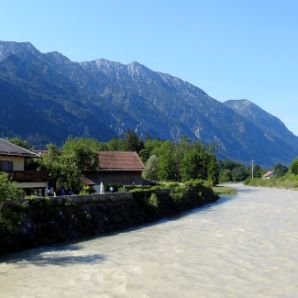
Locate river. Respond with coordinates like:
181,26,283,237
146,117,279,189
1,184,298,298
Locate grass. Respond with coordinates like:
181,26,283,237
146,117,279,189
212,186,237,195
245,174,298,189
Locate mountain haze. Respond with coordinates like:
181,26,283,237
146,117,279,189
0,41,297,166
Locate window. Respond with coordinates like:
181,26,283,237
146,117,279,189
0,160,13,172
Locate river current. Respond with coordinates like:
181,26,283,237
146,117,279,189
1,184,298,298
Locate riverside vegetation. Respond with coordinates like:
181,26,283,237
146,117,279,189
0,133,222,254
245,158,298,189
0,177,218,254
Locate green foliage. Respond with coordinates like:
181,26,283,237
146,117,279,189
273,163,288,177
218,160,252,182
169,185,190,202
231,166,248,181
219,169,232,182
245,173,298,189
130,181,218,218
148,193,159,208
212,186,237,195
206,154,219,185
79,185,93,195
106,138,124,151
159,181,180,189
157,141,176,181
7,137,31,149
183,179,205,187
62,137,99,170
142,155,159,181
18,134,219,187
39,138,98,190
123,130,144,152
26,195,38,201
290,159,298,175
0,172,22,232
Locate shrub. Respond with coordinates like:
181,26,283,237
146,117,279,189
0,172,22,232
290,159,298,175
169,185,190,202
148,193,159,208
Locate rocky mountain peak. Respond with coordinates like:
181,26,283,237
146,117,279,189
45,51,72,64
0,41,39,61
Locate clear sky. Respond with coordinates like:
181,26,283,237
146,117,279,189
1,0,298,134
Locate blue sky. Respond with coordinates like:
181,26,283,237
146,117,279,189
1,0,298,134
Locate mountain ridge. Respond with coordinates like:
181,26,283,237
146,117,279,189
0,41,297,166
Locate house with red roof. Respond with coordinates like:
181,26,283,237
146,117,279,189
83,151,145,187
261,170,274,180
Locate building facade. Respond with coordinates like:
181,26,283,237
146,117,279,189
0,138,48,196
85,151,145,188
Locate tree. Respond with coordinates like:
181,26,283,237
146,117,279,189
273,163,288,177
179,149,199,181
290,158,298,175
62,137,98,170
7,137,30,149
142,155,159,181
207,154,219,185
106,138,124,151
219,169,232,182
39,144,64,188
123,130,144,152
157,142,176,181
0,172,22,231
231,166,247,181
39,138,99,190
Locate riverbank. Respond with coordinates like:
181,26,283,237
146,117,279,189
245,175,298,189
0,183,218,255
212,185,237,195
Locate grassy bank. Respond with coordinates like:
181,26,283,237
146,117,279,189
245,174,298,189
212,186,237,195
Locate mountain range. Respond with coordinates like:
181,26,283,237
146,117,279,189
0,41,297,166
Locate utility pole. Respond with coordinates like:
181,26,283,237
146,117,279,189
251,160,254,179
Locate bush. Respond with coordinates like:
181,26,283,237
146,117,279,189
0,172,22,232
169,185,190,202
290,159,298,175
148,193,159,208
184,179,205,187
79,185,93,195
159,181,180,189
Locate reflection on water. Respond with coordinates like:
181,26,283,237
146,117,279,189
1,184,298,298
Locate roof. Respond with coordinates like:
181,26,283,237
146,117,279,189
0,138,38,158
32,149,49,157
97,151,145,171
80,176,96,186
262,171,274,178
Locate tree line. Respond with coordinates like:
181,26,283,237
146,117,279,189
7,131,219,190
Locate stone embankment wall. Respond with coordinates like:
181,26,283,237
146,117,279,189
0,187,218,255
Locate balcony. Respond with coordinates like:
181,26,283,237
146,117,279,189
8,170,48,183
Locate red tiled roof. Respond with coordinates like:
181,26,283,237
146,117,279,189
80,176,96,185
97,151,144,171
